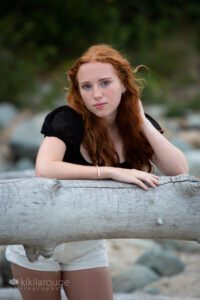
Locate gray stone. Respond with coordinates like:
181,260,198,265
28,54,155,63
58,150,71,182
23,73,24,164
186,114,200,129
0,247,13,287
185,149,200,177
155,240,200,253
0,274,3,287
135,248,185,276
112,264,160,293
13,158,34,171
163,118,182,133
143,287,160,295
9,112,46,159
0,161,13,173
0,103,18,130
170,138,194,152
145,105,167,119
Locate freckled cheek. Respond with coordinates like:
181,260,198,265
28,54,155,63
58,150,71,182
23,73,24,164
107,88,122,102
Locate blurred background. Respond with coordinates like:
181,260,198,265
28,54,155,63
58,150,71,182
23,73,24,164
0,0,200,174
0,1,200,298
0,0,200,176
0,0,200,112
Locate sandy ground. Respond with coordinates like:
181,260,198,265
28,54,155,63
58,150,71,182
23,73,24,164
107,239,200,299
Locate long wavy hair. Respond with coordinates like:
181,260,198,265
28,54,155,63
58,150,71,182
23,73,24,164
67,44,153,171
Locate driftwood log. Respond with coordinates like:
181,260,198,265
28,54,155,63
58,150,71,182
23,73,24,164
0,171,199,263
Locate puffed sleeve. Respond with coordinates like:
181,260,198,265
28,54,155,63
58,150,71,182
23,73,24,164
41,105,84,146
145,113,164,134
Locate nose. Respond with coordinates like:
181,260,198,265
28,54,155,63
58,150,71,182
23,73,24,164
93,85,102,99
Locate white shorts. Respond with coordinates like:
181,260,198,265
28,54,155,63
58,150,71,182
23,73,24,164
5,240,109,272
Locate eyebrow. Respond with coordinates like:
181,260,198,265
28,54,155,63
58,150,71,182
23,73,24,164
79,77,112,85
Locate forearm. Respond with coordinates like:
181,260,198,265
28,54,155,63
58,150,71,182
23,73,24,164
35,160,112,180
35,157,162,190
142,119,189,175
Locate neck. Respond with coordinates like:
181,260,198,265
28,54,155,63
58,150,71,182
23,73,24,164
103,112,118,131
107,122,117,132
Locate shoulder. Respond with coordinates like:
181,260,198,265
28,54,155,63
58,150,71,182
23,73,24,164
41,105,84,146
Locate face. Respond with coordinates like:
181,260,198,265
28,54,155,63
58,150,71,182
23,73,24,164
77,62,125,125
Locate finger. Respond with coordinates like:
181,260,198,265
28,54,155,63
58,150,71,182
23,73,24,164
152,178,160,185
148,176,160,185
137,175,159,188
133,178,149,191
136,171,159,179
142,178,157,188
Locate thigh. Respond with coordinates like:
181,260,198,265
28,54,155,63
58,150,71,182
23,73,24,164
11,262,62,300
62,267,113,300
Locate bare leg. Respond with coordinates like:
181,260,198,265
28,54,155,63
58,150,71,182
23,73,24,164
11,262,62,300
62,267,113,300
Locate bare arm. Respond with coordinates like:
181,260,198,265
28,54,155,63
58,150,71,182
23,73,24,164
35,136,160,190
35,136,110,180
139,100,189,175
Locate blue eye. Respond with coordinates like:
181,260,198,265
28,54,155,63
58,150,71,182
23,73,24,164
81,84,91,90
101,80,110,87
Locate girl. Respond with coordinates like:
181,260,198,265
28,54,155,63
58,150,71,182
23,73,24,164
6,44,188,300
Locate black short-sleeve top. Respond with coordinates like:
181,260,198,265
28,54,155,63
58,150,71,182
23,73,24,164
41,105,164,169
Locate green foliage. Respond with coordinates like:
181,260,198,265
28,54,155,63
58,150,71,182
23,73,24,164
0,0,200,112
1,0,199,61
0,49,38,106
165,95,200,117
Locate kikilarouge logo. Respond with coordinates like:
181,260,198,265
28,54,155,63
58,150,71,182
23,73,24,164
9,278,19,285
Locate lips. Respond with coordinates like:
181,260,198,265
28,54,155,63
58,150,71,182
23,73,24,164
94,102,107,108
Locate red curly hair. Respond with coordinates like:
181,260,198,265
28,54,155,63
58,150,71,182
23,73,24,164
67,44,153,171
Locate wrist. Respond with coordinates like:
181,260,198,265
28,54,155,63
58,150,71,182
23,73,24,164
99,166,113,179
141,118,153,132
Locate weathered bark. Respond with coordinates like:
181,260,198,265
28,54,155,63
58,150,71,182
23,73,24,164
0,172,200,262
0,288,198,300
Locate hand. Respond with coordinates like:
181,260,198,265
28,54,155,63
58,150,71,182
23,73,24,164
110,167,160,191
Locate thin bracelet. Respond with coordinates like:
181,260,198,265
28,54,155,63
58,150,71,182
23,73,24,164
96,165,101,179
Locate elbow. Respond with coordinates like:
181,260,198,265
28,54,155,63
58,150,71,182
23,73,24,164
177,156,190,175
35,167,45,178
170,160,190,176
173,166,189,176
161,159,189,176
171,152,190,175
35,164,50,178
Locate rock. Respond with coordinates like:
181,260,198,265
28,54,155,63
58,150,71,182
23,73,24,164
12,158,35,171
155,240,200,254
145,105,167,119
0,274,3,287
141,252,200,298
112,264,160,293
178,130,200,148
0,169,35,179
135,248,185,276
0,103,18,130
162,118,182,133
107,239,161,276
9,112,46,159
170,138,193,152
0,247,13,287
0,161,13,173
143,287,160,295
186,113,200,129
185,149,200,177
